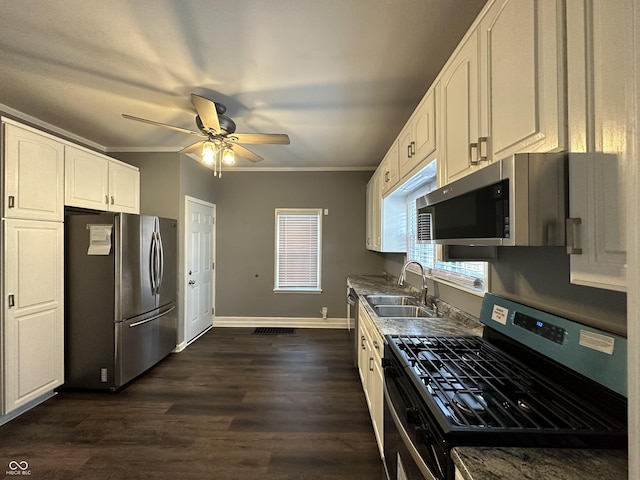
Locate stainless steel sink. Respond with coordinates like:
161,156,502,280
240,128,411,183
364,295,418,306
373,305,434,318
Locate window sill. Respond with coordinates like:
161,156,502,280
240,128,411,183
273,288,323,294
405,264,486,297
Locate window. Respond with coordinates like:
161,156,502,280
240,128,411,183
274,208,322,292
405,178,487,294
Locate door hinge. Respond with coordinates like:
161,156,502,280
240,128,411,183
212,261,215,269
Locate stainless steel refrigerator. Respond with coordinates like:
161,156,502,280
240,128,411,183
65,212,177,390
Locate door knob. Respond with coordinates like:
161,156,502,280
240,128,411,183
188,280,196,285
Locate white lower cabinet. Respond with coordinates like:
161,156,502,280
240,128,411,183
2,219,64,415
357,301,384,458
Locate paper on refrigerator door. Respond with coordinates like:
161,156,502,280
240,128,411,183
87,224,113,255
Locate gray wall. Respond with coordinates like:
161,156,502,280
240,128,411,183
384,247,627,337
114,151,181,219
215,170,384,319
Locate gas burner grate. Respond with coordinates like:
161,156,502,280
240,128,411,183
388,335,626,433
253,327,296,335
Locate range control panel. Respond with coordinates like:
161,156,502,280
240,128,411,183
513,312,566,345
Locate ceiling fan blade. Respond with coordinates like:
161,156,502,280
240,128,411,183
190,94,221,133
231,143,263,163
229,133,290,145
122,114,204,137
180,140,205,155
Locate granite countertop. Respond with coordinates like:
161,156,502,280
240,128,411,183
347,274,628,480
453,447,628,480
347,274,483,337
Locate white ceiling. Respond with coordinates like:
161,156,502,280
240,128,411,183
0,0,486,170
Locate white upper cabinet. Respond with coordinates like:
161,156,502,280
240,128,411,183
398,86,437,180
440,29,480,185
108,161,140,214
440,0,565,185
380,140,400,195
3,120,64,221
65,145,140,214
365,168,405,253
565,0,633,292
65,145,110,210
479,0,565,162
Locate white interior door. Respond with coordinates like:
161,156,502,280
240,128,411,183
185,197,215,343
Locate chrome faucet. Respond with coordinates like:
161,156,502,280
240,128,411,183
398,260,428,305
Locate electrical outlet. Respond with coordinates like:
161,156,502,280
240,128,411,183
100,368,108,382
321,307,328,318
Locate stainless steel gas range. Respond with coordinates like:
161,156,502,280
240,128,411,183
382,294,627,480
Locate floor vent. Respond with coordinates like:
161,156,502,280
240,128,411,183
253,327,296,335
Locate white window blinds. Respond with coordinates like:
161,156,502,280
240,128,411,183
274,209,322,292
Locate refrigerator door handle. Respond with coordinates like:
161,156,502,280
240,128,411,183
129,306,176,327
150,232,157,293
156,230,164,292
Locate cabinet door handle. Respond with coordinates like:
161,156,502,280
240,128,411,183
8,294,15,308
361,336,366,349
407,144,412,159
566,218,583,255
469,142,479,165
410,141,416,156
110,196,115,205
478,137,488,162
8,195,15,208
369,357,374,372
105,195,109,204
384,171,389,183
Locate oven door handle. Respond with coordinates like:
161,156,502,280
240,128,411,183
383,381,438,480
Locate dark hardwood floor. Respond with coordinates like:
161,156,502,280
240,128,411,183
0,328,385,479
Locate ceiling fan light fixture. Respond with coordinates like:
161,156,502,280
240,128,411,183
222,144,235,165
202,141,216,165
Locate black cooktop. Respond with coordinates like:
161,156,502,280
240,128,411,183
385,333,627,447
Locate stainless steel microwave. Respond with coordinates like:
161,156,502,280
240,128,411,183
416,153,568,246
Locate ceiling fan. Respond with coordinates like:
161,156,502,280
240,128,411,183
122,93,290,176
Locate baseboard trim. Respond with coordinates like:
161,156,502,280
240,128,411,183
174,324,214,352
213,316,352,329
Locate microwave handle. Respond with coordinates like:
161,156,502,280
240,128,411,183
566,218,583,255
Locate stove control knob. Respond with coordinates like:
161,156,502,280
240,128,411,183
406,407,420,424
